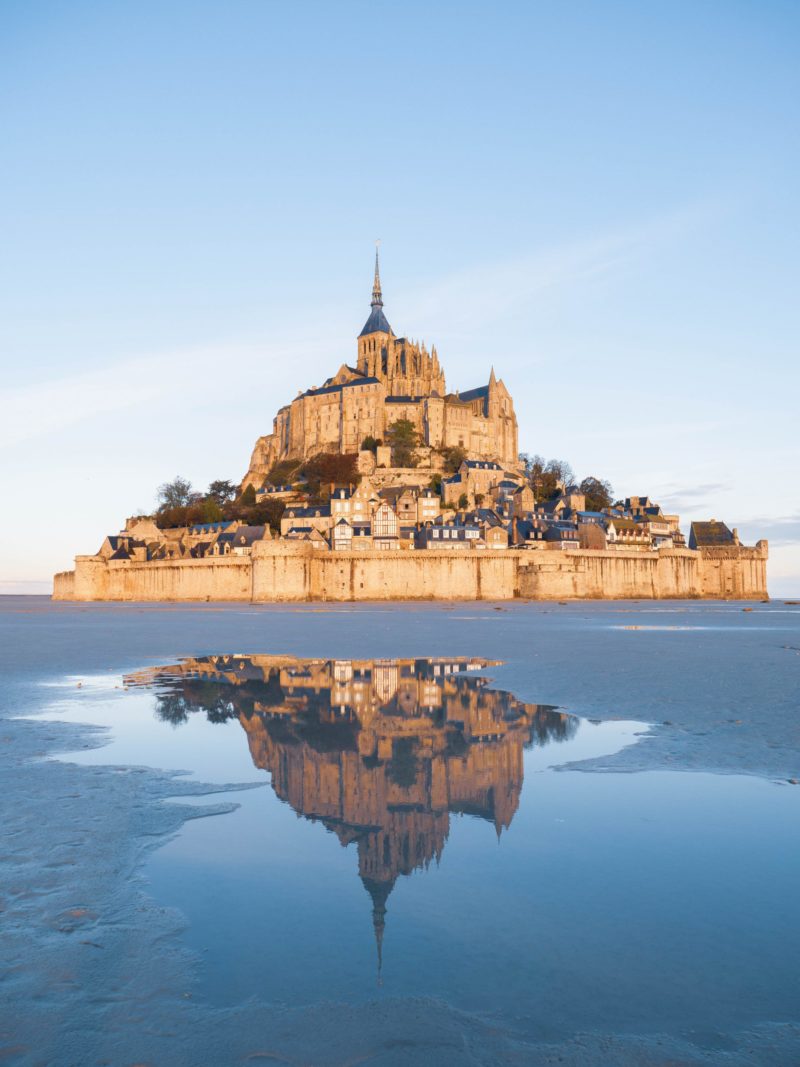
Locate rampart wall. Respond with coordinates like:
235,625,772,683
52,541,769,602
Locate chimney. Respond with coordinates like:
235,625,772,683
732,527,740,545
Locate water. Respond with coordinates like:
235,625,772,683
4,598,800,1063
31,646,800,1044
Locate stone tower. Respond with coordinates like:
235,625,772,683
356,248,446,398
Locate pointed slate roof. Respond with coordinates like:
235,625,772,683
359,246,393,337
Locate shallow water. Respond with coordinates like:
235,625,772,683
30,648,800,1045
4,598,800,1065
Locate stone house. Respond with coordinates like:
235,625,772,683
281,505,332,537
414,523,481,550
372,502,400,548
378,486,417,525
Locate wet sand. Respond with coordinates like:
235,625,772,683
1,597,799,1066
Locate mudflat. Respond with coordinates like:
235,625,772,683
1,596,798,1066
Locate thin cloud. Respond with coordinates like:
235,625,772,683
658,483,732,507
402,200,728,336
0,336,330,447
734,515,800,547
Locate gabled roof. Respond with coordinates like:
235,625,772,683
234,525,268,546
379,486,416,502
689,520,734,548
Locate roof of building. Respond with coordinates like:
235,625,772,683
233,525,268,545
385,395,423,404
359,303,393,337
379,486,416,502
690,520,734,547
302,376,380,399
464,459,502,470
286,505,331,518
458,385,489,403
188,521,236,533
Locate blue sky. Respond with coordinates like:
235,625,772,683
1,1,798,593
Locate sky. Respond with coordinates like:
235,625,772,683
1,0,798,595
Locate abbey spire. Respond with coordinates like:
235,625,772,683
371,245,383,307
359,245,393,338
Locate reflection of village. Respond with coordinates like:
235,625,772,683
129,654,576,972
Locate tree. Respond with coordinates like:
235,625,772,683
266,460,300,487
440,445,466,474
429,473,443,493
386,419,419,467
519,454,575,501
157,475,193,510
240,484,257,506
579,476,613,512
207,479,237,505
458,493,469,509
360,435,380,454
300,452,360,499
199,498,223,523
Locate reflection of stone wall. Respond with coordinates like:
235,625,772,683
54,541,769,601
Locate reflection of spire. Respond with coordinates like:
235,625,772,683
372,241,383,307
362,876,392,985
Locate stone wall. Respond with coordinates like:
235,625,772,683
252,543,517,601
53,541,769,602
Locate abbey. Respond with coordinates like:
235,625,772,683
243,252,519,486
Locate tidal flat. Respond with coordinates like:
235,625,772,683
1,596,799,1066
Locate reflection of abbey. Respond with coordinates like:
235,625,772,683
130,654,575,971
243,250,519,485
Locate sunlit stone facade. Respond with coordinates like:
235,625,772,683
243,252,519,487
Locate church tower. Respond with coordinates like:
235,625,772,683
357,247,393,379
356,249,446,397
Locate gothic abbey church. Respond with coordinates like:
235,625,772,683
243,253,519,486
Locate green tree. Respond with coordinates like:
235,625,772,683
200,498,223,523
386,419,419,467
428,473,443,493
458,493,469,510
240,484,257,506
440,446,466,474
579,476,613,512
266,460,300,486
360,435,380,453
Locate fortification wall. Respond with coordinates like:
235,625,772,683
53,543,769,602
58,555,252,602
517,548,704,600
252,543,517,601
53,570,75,599
696,542,769,599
